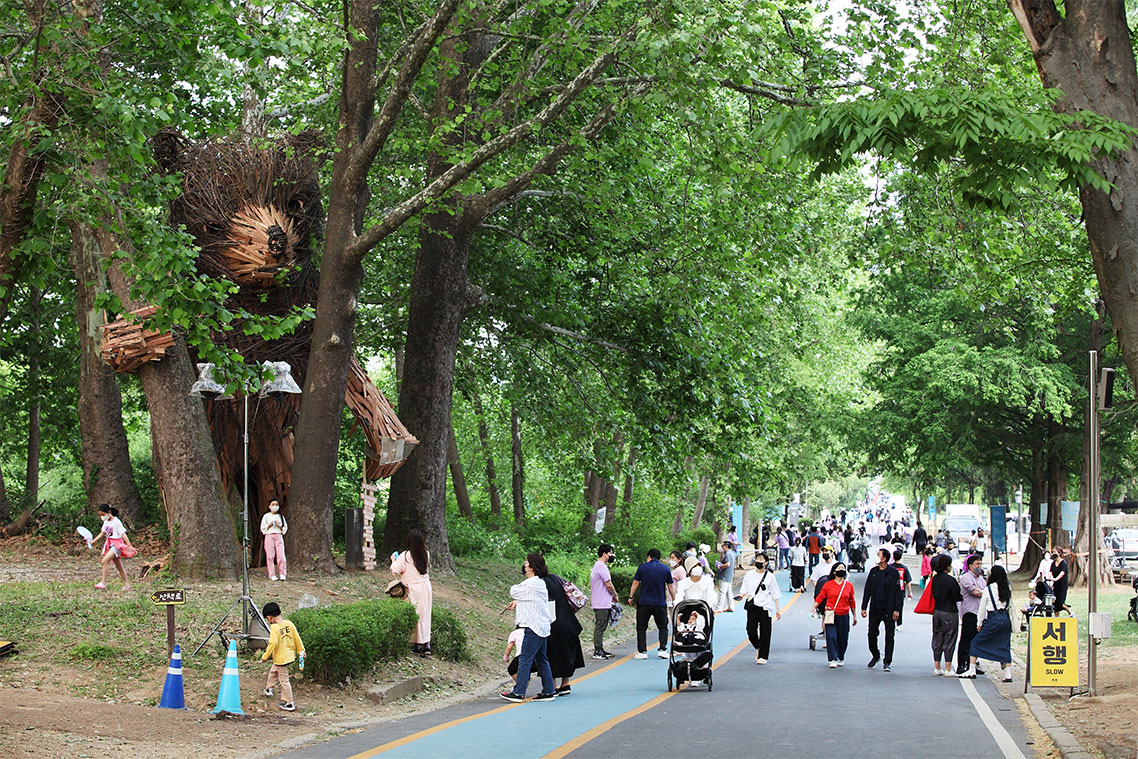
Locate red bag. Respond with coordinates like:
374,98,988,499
913,579,935,615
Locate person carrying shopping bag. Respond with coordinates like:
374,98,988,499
815,562,857,668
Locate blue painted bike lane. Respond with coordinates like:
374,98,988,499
281,596,757,759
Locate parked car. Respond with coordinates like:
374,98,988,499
1109,528,1138,561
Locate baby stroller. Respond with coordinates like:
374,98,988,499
668,599,714,692
848,538,866,572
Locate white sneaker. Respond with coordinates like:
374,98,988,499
656,649,668,659
279,574,286,581
270,576,279,581
756,658,767,665
837,660,845,667
944,670,958,677
829,661,838,668
634,652,648,660
933,669,943,676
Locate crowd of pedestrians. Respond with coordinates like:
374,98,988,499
501,506,1022,702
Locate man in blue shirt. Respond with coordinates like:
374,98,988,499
629,548,676,659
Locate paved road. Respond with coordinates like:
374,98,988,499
277,567,1037,759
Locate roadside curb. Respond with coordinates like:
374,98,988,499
1021,692,1095,759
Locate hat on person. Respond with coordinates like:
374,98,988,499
683,556,701,574
698,543,710,553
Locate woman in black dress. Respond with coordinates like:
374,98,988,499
543,574,586,695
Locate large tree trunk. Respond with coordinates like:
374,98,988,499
447,420,473,519
24,287,40,506
470,387,502,521
379,204,481,572
620,446,637,524
1016,433,1047,579
1010,1,1138,394
70,222,143,523
690,474,710,529
510,403,525,525
102,231,238,578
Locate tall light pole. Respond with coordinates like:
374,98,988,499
190,360,301,654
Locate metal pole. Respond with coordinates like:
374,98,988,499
1088,351,1098,696
242,391,250,637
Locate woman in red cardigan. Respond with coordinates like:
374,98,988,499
815,562,858,668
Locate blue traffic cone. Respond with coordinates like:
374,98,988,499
211,639,244,714
158,644,186,709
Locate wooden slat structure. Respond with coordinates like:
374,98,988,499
99,306,176,372
346,358,419,480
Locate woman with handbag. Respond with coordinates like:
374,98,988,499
543,572,585,695
739,555,782,664
390,529,433,656
815,562,857,668
962,565,1014,682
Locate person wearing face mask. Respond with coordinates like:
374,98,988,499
500,553,557,702
956,554,986,675
667,550,688,610
590,544,618,660
739,556,782,663
808,547,837,591
93,503,134,591
260,499,289,581
672,564,719,608
815,562,857,667
861,548,903,671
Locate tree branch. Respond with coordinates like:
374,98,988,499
347,32,635,260
347,0,462,188
265,90,334,121
716,78,810,106
486,189,583,217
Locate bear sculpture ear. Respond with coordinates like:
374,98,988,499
151,128,186,174
279,130,326,165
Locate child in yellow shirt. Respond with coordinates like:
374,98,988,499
261,602,305,711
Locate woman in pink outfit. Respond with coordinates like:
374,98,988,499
260,499,288,581
391,529,433,656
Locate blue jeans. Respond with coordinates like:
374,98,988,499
779,548,790,569
511,628,555,697
824,614,850,662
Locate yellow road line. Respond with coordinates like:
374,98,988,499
345,651,636,758
540,590,805,759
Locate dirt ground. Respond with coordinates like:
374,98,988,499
0,538,542,759
1040,646,1138,759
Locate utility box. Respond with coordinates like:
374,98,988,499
345,507,364,569
1089,612,1112,640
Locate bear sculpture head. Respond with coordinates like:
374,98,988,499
152,129,324,313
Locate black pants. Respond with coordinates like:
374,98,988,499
957,612,978,671
746,604,773,659
790,566,805,590
808,552,820,573
636,604,668,652
867,609,896,664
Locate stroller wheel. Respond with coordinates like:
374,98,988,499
667,672,673,692
706,671,713,692
809,635,816,651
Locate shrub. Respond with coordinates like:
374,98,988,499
543,553,590,588
430,607,472,662
291,598,417,684
448,518,525,561
609,566,637,598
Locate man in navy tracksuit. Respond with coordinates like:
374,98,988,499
861,547,904,671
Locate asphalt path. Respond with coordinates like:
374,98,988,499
276,566,1037,759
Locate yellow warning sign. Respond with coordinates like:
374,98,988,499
1029,616,1078,687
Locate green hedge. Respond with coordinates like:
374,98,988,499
291,598,417,684
431,607,472,662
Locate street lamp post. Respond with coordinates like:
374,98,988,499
190,361,301,654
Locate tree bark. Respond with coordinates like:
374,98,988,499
690,474,710,529
1016,431,1047,579
0,464,8,524
447,419,473,519
1010,0,1138,395
620,446,637,524
24,287,40,505
103,231,238,578
511,403,525,525
470,387,502,521
70,221,143,523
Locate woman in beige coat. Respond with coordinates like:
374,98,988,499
391,528,433,655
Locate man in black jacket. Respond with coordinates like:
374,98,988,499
862,547,904,671
912,521,928,554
